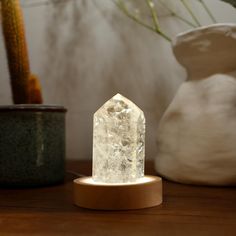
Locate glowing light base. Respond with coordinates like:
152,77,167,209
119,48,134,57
73,175,162,210
74,94,162,210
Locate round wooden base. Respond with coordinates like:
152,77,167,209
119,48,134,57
73,176,162,210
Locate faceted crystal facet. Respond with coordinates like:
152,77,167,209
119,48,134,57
92,93,145,183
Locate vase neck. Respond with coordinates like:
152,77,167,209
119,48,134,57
173,24,236,80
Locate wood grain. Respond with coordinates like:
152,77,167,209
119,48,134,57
74,176,162,210
0,161,235,235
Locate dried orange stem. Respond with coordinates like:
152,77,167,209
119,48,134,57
1,0,43,104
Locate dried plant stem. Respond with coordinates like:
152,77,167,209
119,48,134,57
115,1,156,31
29,74,43,104
1,0,43,104
198,0,217,23
180,0,201,26
146,0,160,31
1,0,30,103
159,0,197,27
115,0,171,42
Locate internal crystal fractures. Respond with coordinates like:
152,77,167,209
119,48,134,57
92,94,145,183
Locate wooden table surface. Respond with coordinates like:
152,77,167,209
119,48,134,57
0,161,236,236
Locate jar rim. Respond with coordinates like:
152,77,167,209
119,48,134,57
0,104,67,112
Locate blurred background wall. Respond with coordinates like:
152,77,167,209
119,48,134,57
0,0,236,160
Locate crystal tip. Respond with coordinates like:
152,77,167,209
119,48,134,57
113,93,122,98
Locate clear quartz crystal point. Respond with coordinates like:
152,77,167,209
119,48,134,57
92,93,145,184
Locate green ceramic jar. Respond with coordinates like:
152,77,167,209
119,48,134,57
0,105,67,187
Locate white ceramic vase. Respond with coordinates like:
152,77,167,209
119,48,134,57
155,23,236,186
